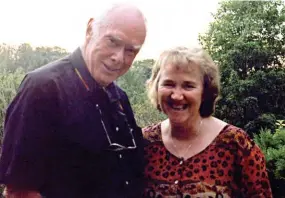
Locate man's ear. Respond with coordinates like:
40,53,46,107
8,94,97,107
86,18,94,43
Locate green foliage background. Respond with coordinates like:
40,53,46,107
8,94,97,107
0,69,24,140
199,0,285,137
254,121,285,197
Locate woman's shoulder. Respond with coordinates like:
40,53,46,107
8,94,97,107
218,124,256,151
142,122,162,142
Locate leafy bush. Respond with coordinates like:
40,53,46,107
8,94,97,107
254,120,285,197
0,69,25,140
117,59,166,127
245,113,277,137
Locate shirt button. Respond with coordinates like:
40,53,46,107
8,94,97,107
116,127,119,131
179,160,183,165
177,194,183,198
174,180,179,185
125,181,129,185
119,154,123,159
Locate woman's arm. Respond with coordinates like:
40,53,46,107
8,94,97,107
239,142,273,197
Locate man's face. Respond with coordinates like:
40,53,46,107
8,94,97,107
83,14,146,87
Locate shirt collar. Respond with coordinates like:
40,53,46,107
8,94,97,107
69,47,121,103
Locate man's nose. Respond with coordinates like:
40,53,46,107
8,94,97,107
111,48,124,64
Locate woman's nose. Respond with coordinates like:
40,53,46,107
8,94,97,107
170,89,184,100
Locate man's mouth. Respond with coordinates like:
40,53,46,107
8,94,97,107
103,63,120,72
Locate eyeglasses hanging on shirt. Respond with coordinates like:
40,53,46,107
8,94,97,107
95,103,137,152
73,67,137,151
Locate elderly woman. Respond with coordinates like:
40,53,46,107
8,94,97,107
143,46,272,198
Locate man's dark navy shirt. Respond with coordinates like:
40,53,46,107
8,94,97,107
0,48,145,198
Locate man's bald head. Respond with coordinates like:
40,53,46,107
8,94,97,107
94,3,146,26
91,3,147,44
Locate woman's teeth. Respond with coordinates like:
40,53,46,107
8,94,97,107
170,104,187,110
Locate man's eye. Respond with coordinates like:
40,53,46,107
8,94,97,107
125,49,135,56
107,38,117,46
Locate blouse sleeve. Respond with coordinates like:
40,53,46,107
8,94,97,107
235,129,273,197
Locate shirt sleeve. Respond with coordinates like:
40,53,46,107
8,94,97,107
0,73,60,191
236,131,273,198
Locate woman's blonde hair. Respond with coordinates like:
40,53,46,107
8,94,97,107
147,46,220,117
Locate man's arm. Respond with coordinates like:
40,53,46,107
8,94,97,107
0,73,60,195
3,186,41,198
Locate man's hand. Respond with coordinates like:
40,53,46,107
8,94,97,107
3,186,42,198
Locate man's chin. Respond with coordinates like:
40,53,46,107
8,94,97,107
97,76,117,87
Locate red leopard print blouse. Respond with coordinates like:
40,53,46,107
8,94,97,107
142,123,272,198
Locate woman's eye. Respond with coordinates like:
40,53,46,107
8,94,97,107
184,84,194,89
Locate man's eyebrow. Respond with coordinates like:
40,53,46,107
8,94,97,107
126,44,142,51
108,35,122,42
108,35,142,50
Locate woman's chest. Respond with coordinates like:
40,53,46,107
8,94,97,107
144,143,237,184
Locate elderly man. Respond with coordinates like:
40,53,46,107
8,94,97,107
0,3,147,198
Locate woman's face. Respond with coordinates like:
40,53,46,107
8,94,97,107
157,63,204,125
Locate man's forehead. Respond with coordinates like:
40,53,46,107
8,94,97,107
99,9,146,45
104,29,144,50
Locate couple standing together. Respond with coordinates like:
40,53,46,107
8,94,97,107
0,3,272,198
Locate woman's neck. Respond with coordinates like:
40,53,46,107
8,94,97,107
167,117,204,141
